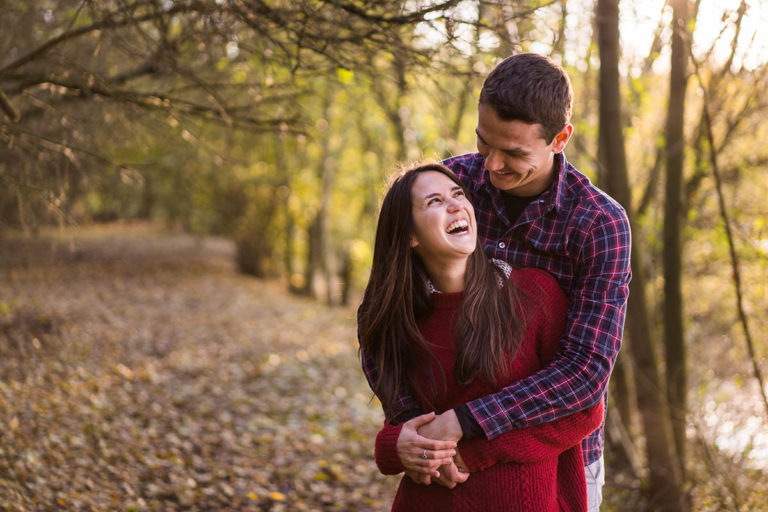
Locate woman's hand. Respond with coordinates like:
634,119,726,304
397,412,457,480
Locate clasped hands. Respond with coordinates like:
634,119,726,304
396,410,469,488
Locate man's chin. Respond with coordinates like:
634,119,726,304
489,172,526,191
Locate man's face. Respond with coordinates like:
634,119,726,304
475,103,572,197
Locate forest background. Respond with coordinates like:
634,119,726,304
2,0,768,511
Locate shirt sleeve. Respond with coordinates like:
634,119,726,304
466,212,631,439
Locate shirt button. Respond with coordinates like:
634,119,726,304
498,242,506,249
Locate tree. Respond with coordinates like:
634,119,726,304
663,0,691,483
596,0,686,509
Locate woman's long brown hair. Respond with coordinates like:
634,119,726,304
358,163,524,418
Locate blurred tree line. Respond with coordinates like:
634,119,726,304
2,0,768,510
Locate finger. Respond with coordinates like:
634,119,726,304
405,411,436,428
439,462,469,485
410,458,444,471
412,447,456,463
413,437,458,451
422,448,457,460
433,473,457,489
410,465,441,478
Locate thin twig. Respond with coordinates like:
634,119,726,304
691,57,768,422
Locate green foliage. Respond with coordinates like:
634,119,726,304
3,2,768,506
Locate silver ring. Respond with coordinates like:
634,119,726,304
421,449,428,460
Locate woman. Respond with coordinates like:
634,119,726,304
358,163,603,511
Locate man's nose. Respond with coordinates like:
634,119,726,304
484,150,504,172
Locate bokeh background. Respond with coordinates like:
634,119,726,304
2,1,767,510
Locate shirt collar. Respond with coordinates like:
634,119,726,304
547,152,570,214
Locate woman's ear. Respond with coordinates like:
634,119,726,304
410,236,419,249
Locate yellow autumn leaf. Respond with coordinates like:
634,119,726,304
336,67,354,84
269,491,285,501
247,492,259,501
115,364,134,380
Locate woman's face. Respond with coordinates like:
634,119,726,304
409,171,477,263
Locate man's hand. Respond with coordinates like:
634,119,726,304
406,457,470,488
396,412,457,479
453,450,469,473
432,459,469,489
417,408,463,443
405,469,431,485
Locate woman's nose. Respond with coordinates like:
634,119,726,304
446,197,462,211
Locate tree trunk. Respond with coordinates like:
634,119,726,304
663,0,690,481
305,88,336,303
607,353,637,471
596,0,686,509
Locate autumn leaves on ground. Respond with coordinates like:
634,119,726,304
0,223,397,511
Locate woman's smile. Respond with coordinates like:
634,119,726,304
409,171,477,261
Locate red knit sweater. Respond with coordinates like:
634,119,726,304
374,268,604,512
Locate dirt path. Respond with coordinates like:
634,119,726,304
0,223,396,511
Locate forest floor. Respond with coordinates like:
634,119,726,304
1,222,766,511
0,223,395,511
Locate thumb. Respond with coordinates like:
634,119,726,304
406,411,436,428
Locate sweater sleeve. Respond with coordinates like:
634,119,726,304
457,400,603,472
374,422,406,475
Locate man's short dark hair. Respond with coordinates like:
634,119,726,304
479,53,573,143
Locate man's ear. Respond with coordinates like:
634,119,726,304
552,124,573,153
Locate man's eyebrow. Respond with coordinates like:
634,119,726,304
502,147,530,158
475,129,530,158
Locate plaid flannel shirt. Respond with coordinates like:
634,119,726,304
360,152,631,465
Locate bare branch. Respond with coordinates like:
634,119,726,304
0,1,213,77
322,0,463,25
0,88,20,122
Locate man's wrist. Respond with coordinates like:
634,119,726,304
453,404,484,440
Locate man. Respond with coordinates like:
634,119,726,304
362,53,631,511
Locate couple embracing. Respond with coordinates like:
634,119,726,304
358,53,631,511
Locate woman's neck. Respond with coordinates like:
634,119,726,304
423,258,467,293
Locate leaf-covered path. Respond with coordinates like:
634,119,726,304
0,224,396,511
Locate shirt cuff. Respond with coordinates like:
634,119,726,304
454,404,485,440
